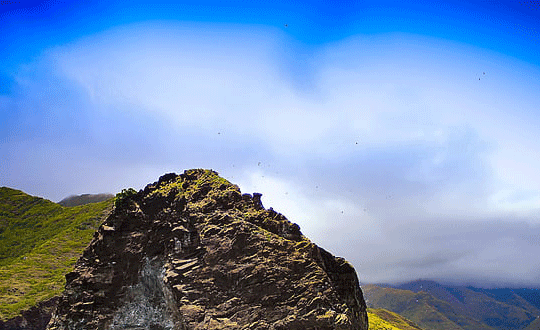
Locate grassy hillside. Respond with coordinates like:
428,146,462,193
0,187,113,320
0,187,65,266
466,287,540,316
368,308,424,330
396,280,540,330
363,284,494,330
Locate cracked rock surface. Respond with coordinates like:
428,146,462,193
47,169,368,330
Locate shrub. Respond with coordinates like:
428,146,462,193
114,188,137,208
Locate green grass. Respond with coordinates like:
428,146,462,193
0,188,66,266
157,170,238,201
0,187,113,320
368,308,425,330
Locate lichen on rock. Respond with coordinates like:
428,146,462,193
47,169,368,330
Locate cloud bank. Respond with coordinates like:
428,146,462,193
2,21,540,286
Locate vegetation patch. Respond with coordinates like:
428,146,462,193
0,188,113,320
114,188,137,207
368,308,424,330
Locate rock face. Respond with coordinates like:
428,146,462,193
47,169,368,330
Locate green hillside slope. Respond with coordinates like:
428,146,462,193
396,280,540,330
368,308,425,330
0,187,65,266
363,284,494,330
0,187,113,320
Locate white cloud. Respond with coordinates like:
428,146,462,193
235,170,383,245
4,23,540,285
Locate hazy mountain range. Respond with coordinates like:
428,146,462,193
57,193,114,207
363,280,540,330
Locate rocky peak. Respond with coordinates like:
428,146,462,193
47,169,368,329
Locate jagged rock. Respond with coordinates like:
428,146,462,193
47,169,368,330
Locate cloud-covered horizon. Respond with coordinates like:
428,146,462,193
2,20,540,287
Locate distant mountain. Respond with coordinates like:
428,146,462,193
58,193,113,207
0,187,113,324
363,284,491,330
363,280,540,330
464,287,540,313
396,280,540,330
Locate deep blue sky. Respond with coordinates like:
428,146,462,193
1,0,540,286
2,1,539,68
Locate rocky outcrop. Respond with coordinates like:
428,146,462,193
47,169,368,329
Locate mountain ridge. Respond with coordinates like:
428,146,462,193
364,279,540,330
58,194,114,207
47,169,369,329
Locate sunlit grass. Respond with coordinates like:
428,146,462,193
368,308,424,330
0,188,113,320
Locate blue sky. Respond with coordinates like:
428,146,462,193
1,0,540,287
